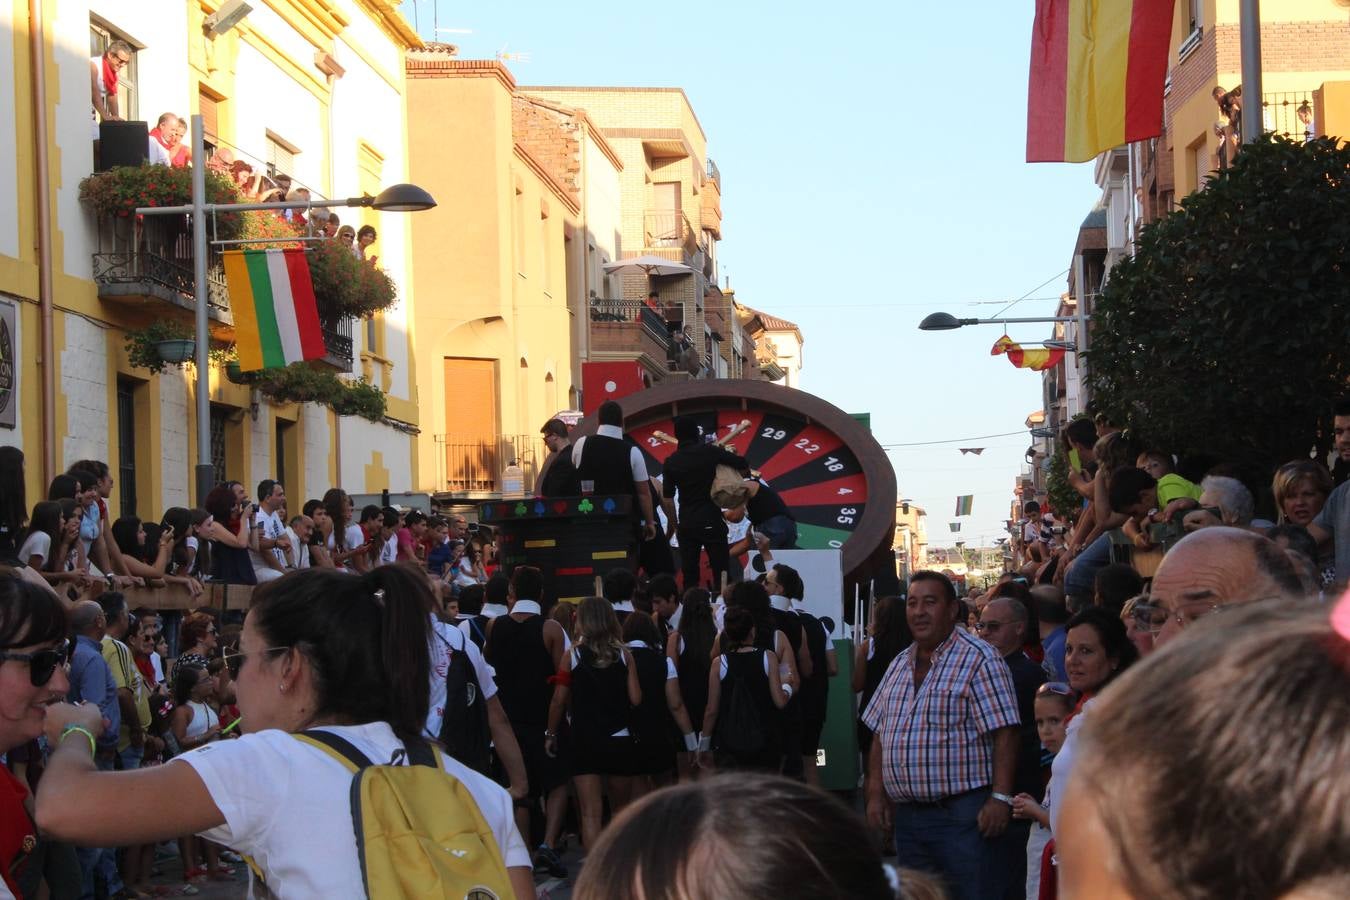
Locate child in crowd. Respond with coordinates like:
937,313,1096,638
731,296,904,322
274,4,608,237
1013,681,1077,900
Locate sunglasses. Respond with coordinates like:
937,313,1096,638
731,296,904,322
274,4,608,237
0,640,71,686
1037,681,1074,697
222,645,290,679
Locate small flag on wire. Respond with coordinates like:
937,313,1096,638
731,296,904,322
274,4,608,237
221,249,326,371
949,522,961,533
958,447,985,456
955,495,974,517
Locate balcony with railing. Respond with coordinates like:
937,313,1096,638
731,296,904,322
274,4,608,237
93,215,233,323
92,215,355,367
433,434,539,496
588,297,674,371
1262,91,1316,143
643,209,700,265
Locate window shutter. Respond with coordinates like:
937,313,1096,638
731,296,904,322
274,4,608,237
199,91,219,140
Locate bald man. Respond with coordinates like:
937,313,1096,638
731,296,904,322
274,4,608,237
1150,527,1305,648
977,597,1046,898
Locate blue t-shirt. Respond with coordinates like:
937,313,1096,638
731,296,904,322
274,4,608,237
1313,480,1350,585
69,635,121,747
426,539,455,577
1041,626,1067,683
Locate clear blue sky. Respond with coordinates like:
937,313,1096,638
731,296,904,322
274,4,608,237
405,1,1101,549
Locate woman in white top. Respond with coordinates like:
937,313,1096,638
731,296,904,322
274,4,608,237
19,500,90,594
168,663,228,883
36,564,533,899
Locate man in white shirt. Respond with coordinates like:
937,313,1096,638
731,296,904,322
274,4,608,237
284,515,313,570
249,479,291,583
376,508,400,567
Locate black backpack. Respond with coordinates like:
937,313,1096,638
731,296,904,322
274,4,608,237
435,631,492,775
716,655,767,755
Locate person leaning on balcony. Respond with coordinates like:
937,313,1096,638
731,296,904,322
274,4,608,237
357,225,379,264
538,419,580,497
90,40,132,136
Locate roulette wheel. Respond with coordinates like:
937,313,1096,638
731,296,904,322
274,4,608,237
571,379,897,583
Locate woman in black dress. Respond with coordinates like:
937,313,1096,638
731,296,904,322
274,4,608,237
667,588,716,780
622,613,696,796
545,596,640,851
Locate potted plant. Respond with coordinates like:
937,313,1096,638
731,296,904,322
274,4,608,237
126,320,196,374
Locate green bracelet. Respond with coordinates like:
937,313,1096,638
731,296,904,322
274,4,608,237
59,725,97,757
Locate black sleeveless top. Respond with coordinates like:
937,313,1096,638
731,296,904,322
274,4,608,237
715,650,779,755
677,636,711,731
576,434,637,497
628,644,674,754
486,615,554,730
797,611,831,719
570,645,631,745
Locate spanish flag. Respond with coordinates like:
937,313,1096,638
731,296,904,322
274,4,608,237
1026,0,1174,163
991,336,1066,371
222,249,326,372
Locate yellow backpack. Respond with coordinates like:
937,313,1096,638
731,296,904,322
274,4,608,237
293,730,514,900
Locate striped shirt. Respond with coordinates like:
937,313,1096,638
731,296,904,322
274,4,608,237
861,627,1020,803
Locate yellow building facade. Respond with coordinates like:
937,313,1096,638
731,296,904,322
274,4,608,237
406,53,623,497
2,0,422,516
1157,0,1350,200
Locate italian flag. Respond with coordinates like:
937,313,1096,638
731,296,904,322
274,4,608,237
222,249,326,372
1026,0,1174,163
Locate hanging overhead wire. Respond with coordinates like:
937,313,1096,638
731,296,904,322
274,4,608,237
988,269,1070,320
880,430,1027,449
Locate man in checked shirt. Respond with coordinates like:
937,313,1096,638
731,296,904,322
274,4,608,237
863,571,1021,900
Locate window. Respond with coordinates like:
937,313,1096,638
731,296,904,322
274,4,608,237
209,406,229,486
265,131,300,180
540,208,551,290
116,380,137,518
89,21,138,121
1187,0,1202,34
199,89,220,144
275,420,287,490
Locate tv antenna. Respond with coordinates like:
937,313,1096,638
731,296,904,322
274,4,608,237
496,44,532,63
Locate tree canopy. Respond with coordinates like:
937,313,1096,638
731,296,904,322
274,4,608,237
1087,135,1350,479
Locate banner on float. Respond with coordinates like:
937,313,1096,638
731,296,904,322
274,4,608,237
0,298,15,430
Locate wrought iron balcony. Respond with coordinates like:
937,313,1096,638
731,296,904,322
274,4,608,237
320,317,354,368
92,216,232,322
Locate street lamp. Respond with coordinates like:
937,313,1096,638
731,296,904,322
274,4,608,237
134,115,437,504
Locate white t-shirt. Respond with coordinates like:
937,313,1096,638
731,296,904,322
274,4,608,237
327,525,369,571
249,508,287,574
378,534,399,566
18,531,51,569
283,527,309,570
426,617,498,739
178,721,530,898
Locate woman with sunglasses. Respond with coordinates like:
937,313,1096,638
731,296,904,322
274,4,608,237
0,573,71,897
171,613,219,687
34,564,533,898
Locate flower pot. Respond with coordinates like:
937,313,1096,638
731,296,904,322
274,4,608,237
154,339,196,364
225,360,245,384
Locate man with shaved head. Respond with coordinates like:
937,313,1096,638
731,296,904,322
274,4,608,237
1150,527,1306,648
67,599,126,895
977,596,1047,897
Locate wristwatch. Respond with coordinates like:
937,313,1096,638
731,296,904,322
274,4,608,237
991,792,1015,806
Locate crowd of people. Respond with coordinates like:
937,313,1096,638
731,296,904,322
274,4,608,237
0,398,1345,900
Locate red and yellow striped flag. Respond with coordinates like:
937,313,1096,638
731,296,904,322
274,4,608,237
1026,0,1174,163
